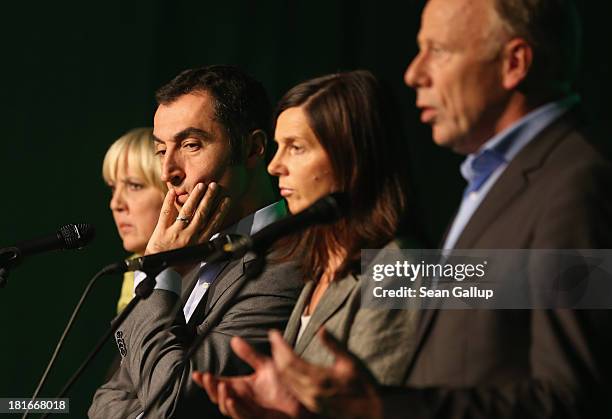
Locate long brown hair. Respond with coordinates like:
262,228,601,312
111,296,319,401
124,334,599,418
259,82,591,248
273,70,411,280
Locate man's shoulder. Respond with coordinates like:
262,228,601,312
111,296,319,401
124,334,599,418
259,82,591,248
533,117,611,192
460,111,612,248
209,246,303,298
507,109,611,190
531,109,608,166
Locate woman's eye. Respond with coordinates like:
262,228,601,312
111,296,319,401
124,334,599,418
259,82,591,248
127,182,144,191
289,144,304,153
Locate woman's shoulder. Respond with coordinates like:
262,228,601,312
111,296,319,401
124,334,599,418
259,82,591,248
358,235,422,273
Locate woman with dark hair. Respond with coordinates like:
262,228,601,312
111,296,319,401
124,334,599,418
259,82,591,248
271,69,411,285
193,70,418,418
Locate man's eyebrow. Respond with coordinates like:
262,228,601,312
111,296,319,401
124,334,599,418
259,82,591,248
153,128,213,144
175,127,213,142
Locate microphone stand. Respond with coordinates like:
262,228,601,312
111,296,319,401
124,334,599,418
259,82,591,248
39,272,159,419
23,264,119,419
39,235,238,418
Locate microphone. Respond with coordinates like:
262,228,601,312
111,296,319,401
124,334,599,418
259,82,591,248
0,223,95,267
221,192,347,259
106,192,347,274
0,223,95,288
108,235,230,274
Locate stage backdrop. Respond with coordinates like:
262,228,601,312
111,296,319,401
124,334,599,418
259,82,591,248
0,0,609,416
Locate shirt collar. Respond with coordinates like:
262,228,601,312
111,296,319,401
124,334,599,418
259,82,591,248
217,200,287,237
204,200,287,267
460,94,580,184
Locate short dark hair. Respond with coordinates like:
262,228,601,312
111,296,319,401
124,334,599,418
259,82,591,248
274,70,411,279
493,0,582,97
155,65,272,163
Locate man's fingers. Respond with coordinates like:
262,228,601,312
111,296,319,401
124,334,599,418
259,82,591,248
230,336,267,370
225,397,252,419
159,189,178,228
177,182,206,226
269,330,321,410
318,327,363,374
218,382,253,419
192,371,204,388
217,381,230,416
199,372,220,404
188,182,222,232
318,328,379,388
317,328,351,361
269,329,301,371
199,196,231,242
269,329,316,399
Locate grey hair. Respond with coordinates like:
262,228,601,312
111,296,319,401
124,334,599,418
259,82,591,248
491,0,581,97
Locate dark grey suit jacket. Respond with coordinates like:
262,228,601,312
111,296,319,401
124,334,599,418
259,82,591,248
383,110,612,418
89,250,303,419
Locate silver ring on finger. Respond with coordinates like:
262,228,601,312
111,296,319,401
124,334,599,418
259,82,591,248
176,215,191,224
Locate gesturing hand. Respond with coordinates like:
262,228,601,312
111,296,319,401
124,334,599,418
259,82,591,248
269,329,383,419
192,335,301,419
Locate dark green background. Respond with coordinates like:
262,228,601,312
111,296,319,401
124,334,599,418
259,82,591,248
1,1,610,416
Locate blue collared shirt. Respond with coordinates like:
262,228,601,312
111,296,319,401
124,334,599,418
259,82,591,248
442,95,579,250
133,200,287,321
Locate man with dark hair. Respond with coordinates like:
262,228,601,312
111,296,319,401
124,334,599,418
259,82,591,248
89,65,303,418
196,1,612,418
155,65,272,164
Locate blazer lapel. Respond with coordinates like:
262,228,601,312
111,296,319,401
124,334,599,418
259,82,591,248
186,258,236,330
284,281,315,346
293,275,358,356
198,248,272,321
453,165,527,248
454,110,578,249
180,265,202,299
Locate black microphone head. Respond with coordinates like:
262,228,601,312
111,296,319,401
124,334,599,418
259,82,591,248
307,192,348,223
59,223,95,250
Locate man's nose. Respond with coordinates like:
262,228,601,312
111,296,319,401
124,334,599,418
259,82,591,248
161,149,185,187
404,52,430,88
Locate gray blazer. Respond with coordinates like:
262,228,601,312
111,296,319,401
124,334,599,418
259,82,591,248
89,250,303,419
284,240,418,386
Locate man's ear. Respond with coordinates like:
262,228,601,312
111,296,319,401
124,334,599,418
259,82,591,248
244,129,267,169
501,38,533,90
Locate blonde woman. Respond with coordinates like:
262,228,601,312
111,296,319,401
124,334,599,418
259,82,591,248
102,127,167,313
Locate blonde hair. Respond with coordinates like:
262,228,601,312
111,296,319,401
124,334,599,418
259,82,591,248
102,127,167,193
